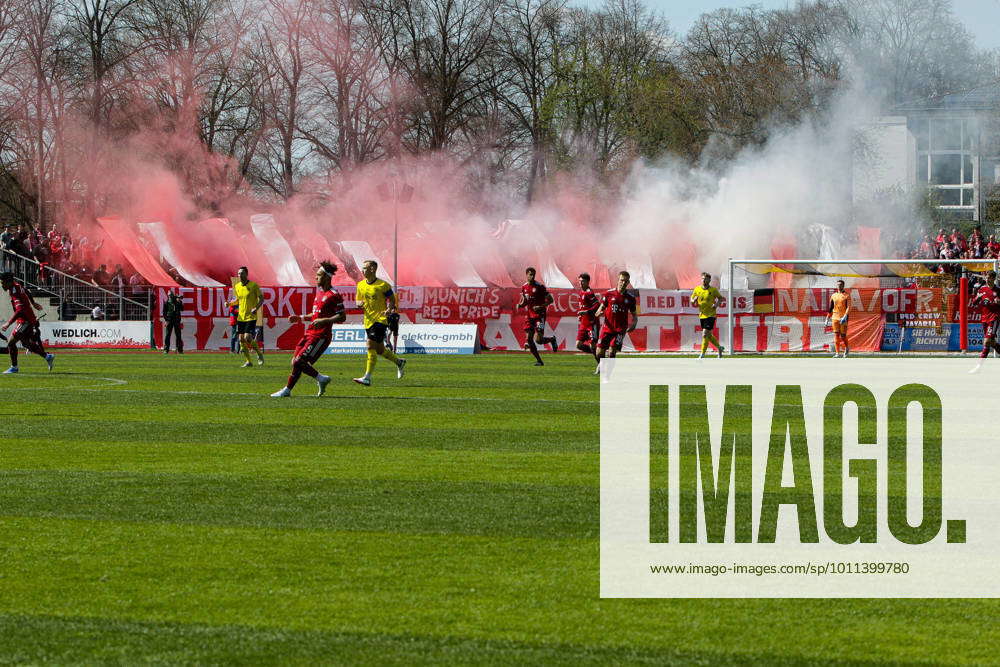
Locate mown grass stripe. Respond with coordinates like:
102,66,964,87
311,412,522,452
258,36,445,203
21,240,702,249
0,440,597,487
0,470,598,538
1,517,995,664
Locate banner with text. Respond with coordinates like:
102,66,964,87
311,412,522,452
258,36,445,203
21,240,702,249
40,321,150,348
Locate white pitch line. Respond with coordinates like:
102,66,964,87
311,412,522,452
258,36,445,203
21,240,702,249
2,376,128,390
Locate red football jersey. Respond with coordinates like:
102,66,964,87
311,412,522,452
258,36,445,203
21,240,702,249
7,281,37,325
601,289,636,331
577,288,599,326
975,284,999,324
521,281,549,315
306,288,345,336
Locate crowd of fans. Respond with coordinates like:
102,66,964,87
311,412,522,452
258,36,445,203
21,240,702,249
0,222,150,297
909,227,1000,265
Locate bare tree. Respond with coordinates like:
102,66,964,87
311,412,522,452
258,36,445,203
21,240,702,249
494,0,565,200
301,0,389,170
837,0,989,107
363,0,501,153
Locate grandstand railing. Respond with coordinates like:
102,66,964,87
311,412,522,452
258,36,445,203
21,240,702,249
726,257,1000,356
1,248,152,321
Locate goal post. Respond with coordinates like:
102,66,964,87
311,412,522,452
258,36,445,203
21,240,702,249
726,258,1000,355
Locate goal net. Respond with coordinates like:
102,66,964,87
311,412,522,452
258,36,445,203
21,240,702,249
724,258,999,354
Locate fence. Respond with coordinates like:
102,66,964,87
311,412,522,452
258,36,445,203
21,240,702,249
1,248,152,321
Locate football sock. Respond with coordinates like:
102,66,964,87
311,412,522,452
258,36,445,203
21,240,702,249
365,350,377,375
527,337,542,363
380,348,399,364
701,338,709,353
287,370,301,388
706,333,720,350
579,344,592,354
300,363,318,378
241,341,252,363
9,345,17,366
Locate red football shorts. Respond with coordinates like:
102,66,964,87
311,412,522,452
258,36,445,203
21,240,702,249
598,327,626,350
524,316,546,335
577,321,598,343
294,335,330,364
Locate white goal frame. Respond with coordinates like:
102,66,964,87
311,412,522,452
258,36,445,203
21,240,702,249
726,257,1000,355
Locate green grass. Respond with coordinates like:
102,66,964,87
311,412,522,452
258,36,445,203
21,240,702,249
0,352,996,664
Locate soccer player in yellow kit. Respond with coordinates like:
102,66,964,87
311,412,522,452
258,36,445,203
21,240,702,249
228,266,264,367
826,279,851,358
691,272,725,358
353,260,406,386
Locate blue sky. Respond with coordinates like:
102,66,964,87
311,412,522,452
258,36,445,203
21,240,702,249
581,0,1000,51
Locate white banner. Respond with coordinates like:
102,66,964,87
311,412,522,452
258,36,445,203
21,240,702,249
40,321,151,348
639,289,754,315
323,324,477,354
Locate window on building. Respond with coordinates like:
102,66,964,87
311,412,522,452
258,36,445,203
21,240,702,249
913,117,978,218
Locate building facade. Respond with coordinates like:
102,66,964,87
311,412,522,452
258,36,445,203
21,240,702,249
855,84,1000,223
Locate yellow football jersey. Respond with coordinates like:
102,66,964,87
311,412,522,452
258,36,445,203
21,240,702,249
233,280,262,322
691,285,721,319
356,278,394,328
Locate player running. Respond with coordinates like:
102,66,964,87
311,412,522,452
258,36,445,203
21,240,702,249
826,279,851,358
575,272,600,361
970,271,1000,373
228,266,264,367
594,271,637,372
271,261,346,397
691,272,725,358
515,267,557,366
0,271,54,373
353,260,405,386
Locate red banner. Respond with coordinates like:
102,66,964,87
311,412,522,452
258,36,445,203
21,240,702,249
152,287,887,352
774,288,941,316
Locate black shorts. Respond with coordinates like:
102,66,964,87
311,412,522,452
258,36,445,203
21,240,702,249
366,322,388,343
10,321,39,343
235,320,256,335
699,317,716,331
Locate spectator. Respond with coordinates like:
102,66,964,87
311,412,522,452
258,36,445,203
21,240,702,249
950,228,967,253
917,234,935,258
0,224,14,271
92,264,110,287
32,242,50,284
91,305,105,320
128,271,145,298
110,264,126,292
162,291,184,354
228,301,239,354
48,234,63,270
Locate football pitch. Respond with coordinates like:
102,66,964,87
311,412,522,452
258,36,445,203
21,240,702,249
0,351,995,664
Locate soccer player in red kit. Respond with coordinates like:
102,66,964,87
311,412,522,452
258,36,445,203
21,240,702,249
0,271,53,373
270,261,346,396
970,270,1000,373
594,271,637,372
575,272,600,360
515,267,557,366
